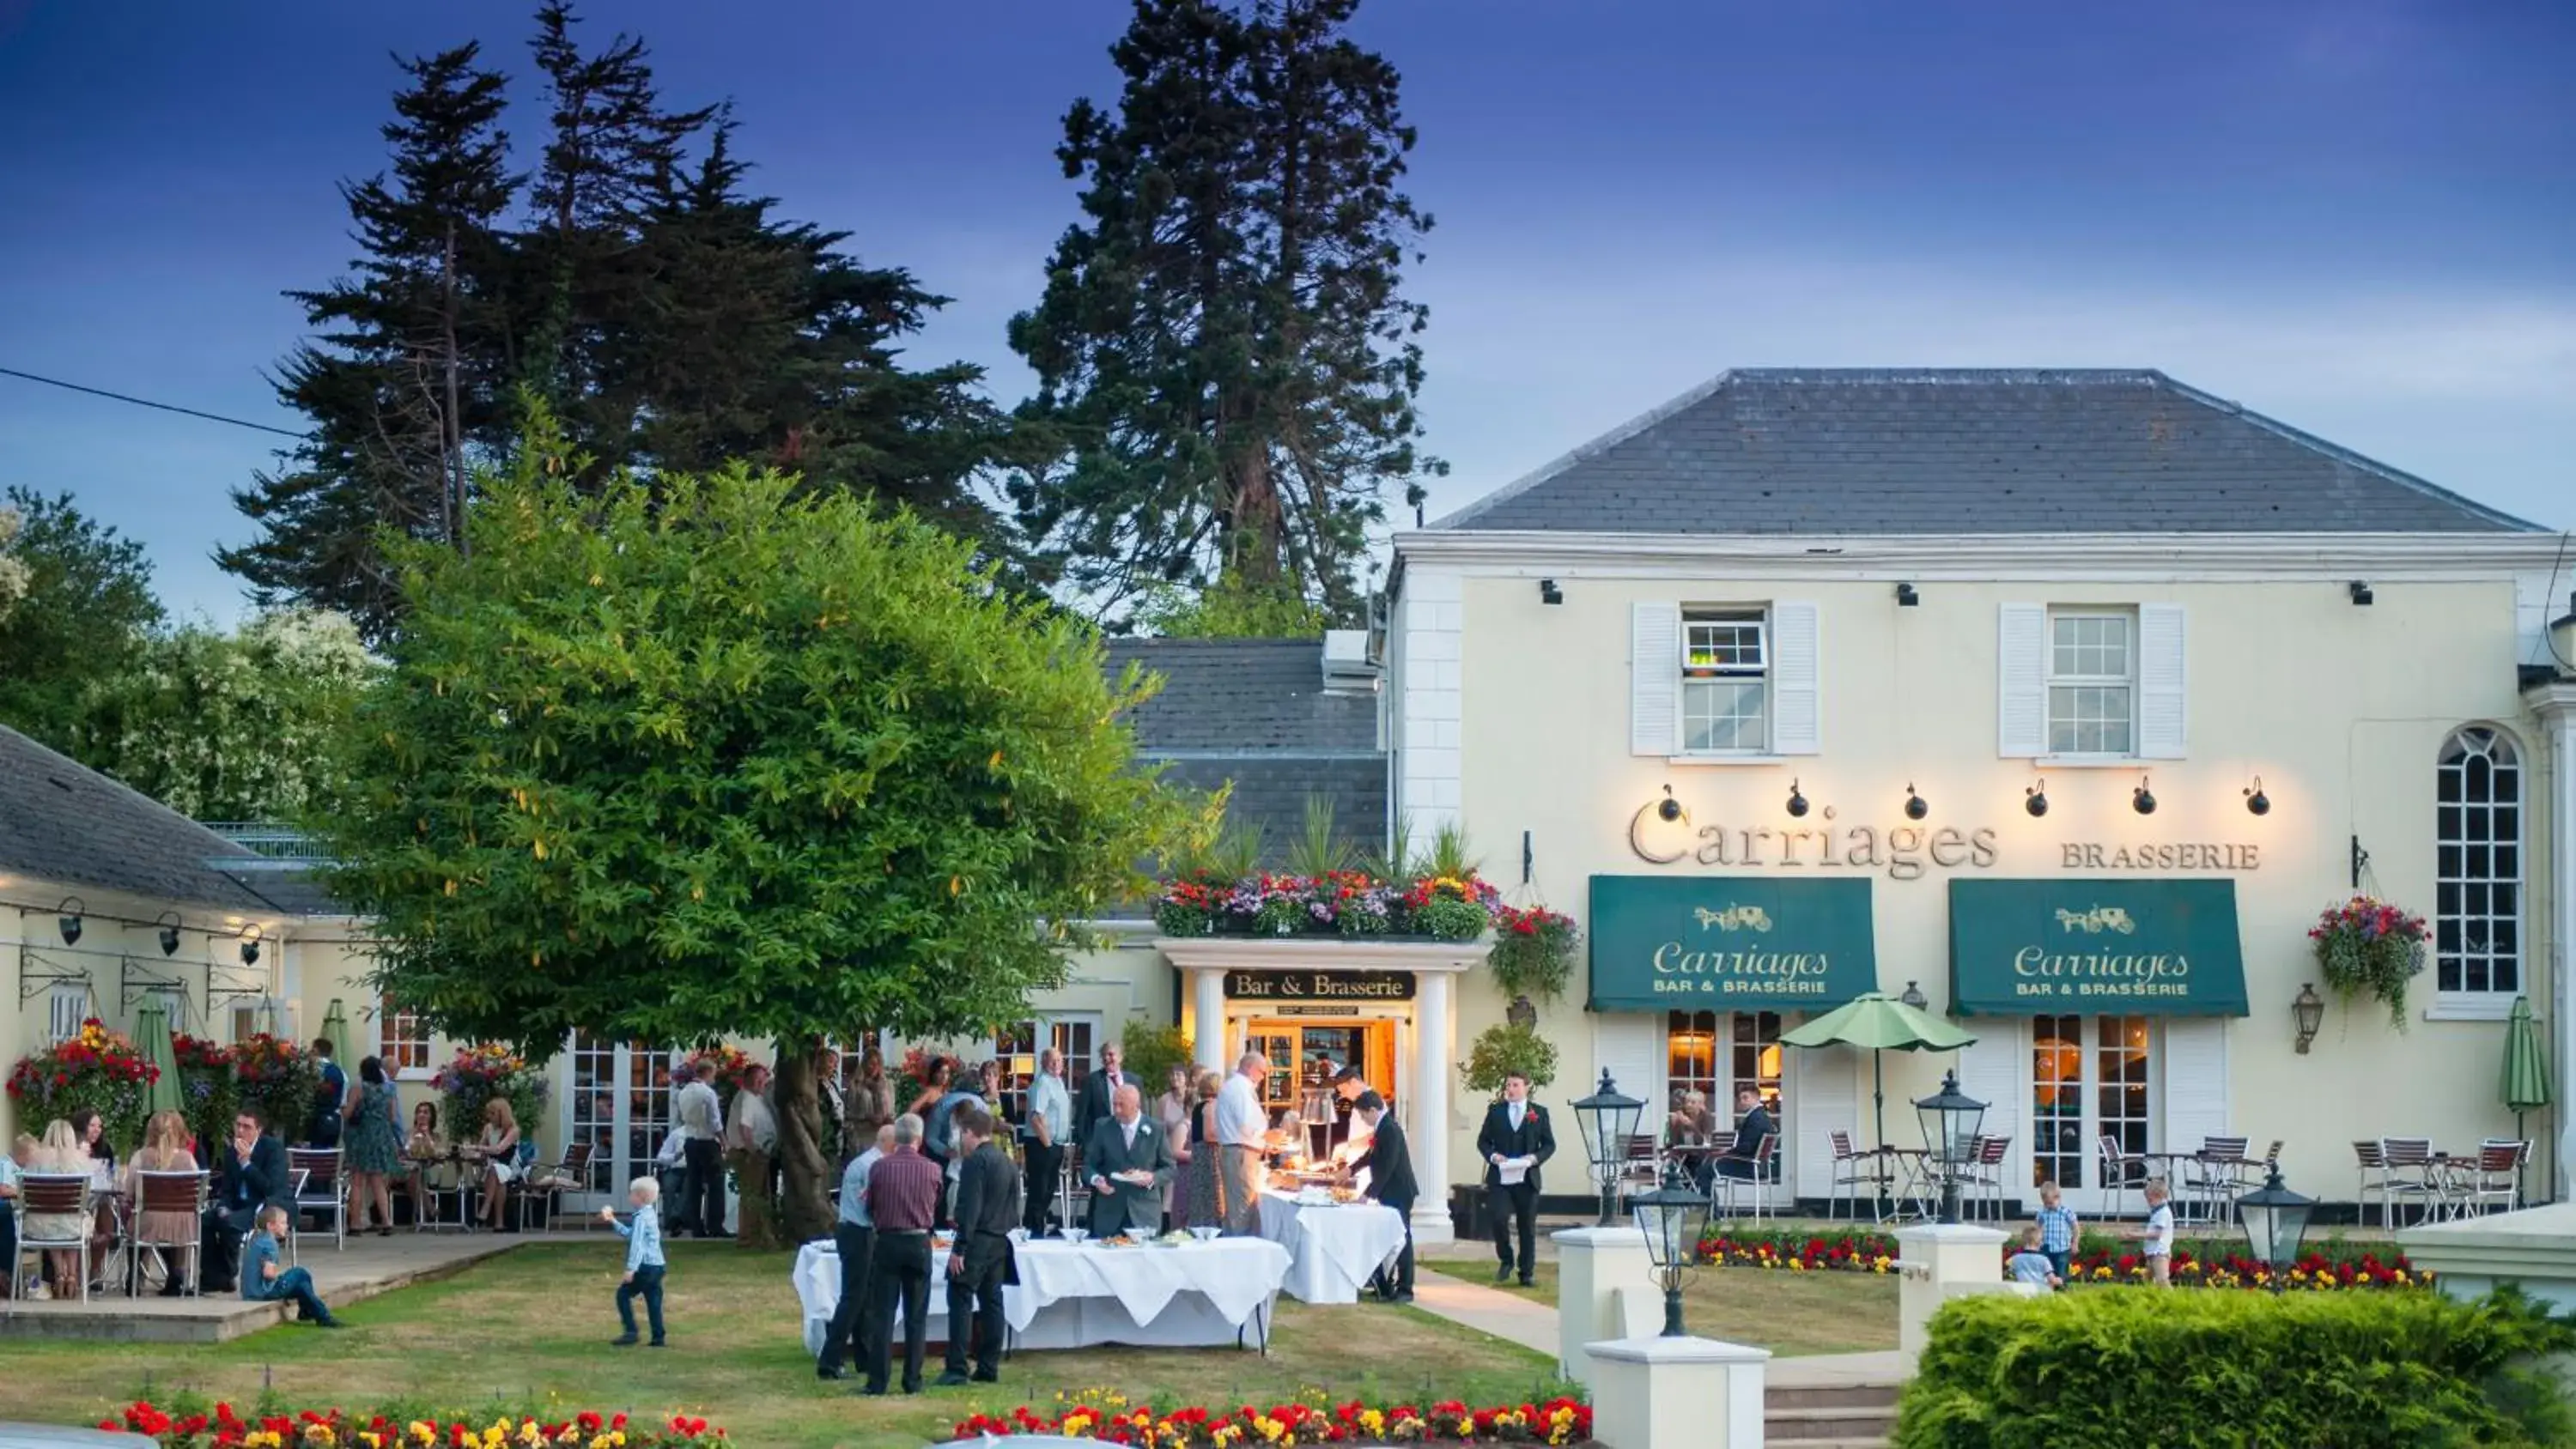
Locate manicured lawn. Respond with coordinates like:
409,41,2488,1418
9,1244,1566,1449
1420,1251,1899,1358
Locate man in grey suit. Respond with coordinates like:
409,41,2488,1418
1082,1085,1173,1239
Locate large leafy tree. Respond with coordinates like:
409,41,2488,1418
0,488,165,752
311,415,1200,1240
1010,0,1440,627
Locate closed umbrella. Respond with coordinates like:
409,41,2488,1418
320,998,355,1070
2501,995,2550,1203
136,1002,184,1119
1780,992,1978,1151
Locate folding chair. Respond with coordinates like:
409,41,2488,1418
130,1170,210,1296
12,1174,94,1304
289,1149,347,1252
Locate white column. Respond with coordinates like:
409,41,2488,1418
1192,967,1228,1075
1411,969,1455,1244
2540,692,2576,1202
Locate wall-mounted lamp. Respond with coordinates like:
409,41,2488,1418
2244,777,2270,816
1899,980,1929,1011
2292,982,2325,1054
1894,582,1920,608
58,896,87,947
2024,781,2048,817
2348,580,2373,607
2132,774,2157,815
237,925,264,967
1539,579,1564,606
1785,780,1809,818
155,911,183,957
1904,784,1929,821
1656,785,1683,823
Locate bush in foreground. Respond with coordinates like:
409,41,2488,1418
1897,1286,2573,1447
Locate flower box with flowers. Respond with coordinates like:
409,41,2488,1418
1152,869,1499,943
954,1389,1594,1446
102,1401,725,1449
8,1016,161,1150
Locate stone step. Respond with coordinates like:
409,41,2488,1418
1765,1405,1899,1443
1767,1383,1902,1412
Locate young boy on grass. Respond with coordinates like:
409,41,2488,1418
244,1204,343,1326
2033,1179,2079,1281
600,1174,666,1346
2141,1178,2175,1287
2005,1225,2063,1288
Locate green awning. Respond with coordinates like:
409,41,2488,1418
1588,876,1877,1012
1949,878,2248,1016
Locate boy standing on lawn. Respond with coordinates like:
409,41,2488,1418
2141,1179,2174,1287
243,1205,343,1326
2033,1180,2079,1281
600,1175,667,1346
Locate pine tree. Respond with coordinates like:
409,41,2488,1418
1009,0,1439,627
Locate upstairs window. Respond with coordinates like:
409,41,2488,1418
1681,609,1769,753
2047,609,2135,756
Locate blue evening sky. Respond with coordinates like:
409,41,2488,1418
3,0,2569,622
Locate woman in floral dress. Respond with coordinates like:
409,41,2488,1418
343,1056,404,1235
1184,1070,1224,1228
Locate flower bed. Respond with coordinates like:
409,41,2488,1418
1153,869,1498,941
7,1016,159,1149
103,1403,725,1449
1698,1229,1902,1274
1691,1227,2430,1292
954,1391,1593,1446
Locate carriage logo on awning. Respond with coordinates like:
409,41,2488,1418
1589,876,1877,1013
1950,879,2247,1017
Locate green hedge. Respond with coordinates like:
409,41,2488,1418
1898,1286,2573,1448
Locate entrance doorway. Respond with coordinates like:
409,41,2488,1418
568,1033,680,1208
2031,1014,2154,1212
1245,1018,1397,1157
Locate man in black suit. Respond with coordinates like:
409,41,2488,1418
1473,1070,1555,1287
200,1105,289,1292
1071,1044,1139,1172
1350,1091,1417,1303
937,1106,1020,1386
1082,1084,1173,1239
1715,1087,1775,1181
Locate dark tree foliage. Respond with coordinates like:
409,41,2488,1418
0,488,164,752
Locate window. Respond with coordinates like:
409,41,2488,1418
46,982,90,1043
2047,610,2134,755
380,996,432,1074
1666,1010,1783,1115
1680,609,1768,752
2437,727,2522,997
994,1016,1101,1120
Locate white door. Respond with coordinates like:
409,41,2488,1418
568,1034,680,1208
2029,1013,2157,1216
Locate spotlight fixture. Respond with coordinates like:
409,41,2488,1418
238,925,263,967
1894,582,1920,608
2133,775,2157,815
1656,785,1683,823
2025,782,2049,818
2348,580,2373,607
1539,578,1564,605
2245,777,2271,816
1786,780,1809,818
1904,784,1929,821
155,911,182,957
57,896,86,948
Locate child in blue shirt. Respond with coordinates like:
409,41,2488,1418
601,1175,666,1346
2005,1225,2062,1288
243,1205,343,1326
2033,1180,2080,1281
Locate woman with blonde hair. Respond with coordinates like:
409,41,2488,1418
1183,1069,1224,1228
469,1097,522,1233
26,1119,91,1297
125,1110,200,1295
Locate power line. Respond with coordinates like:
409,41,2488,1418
0,365,308,439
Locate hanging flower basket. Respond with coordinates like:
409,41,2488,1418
1488,904,1579,1003
2309,894,2429,1029
6,1017,158,1151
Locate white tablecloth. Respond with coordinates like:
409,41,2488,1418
1256,1191,1409,1304
793,1235,1288,1355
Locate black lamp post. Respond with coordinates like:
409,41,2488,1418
1571,1070,1646,1227
2238,1164,2317,1294
1913,1070,1987,1226
1629,1182,1710,1337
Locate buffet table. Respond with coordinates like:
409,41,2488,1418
793,1235,1289,1355
1256,1190,1409,1304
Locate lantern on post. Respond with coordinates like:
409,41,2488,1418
1627,1181,1710,1337
1912,1069,1987,1226
1571,1070,1646,1228
2238,1164,2317,1294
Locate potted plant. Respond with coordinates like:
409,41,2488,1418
1488,904,1579,1005
2309,894,2430,1029
230,1033,324,1142
1460,1022,1560,1098
6,1017,158,1151
172,1031,238,1153
430,1042,549,1138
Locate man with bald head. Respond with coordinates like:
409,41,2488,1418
1215,1050,1271,1234
1081,1084,1173,1239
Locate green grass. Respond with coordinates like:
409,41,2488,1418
1421,1250,1900,1358
7,1243,1568,1449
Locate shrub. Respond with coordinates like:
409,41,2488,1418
1461,1022,1559,1095
1121,1021,1196,1093
1897,1285,2574,1448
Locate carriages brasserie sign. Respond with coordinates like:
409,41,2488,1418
1948,878,2250,1016
1587,876,1877,1012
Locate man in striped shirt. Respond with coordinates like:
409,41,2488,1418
860,1113,943,1396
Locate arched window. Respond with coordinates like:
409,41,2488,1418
2436,727,2522,997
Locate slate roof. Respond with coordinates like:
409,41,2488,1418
1107,639,1386,858
0,724,334,915
1435,369,2542,536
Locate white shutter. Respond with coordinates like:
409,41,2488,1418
1789,1040,1858,1197
1957,1025,2025,1201
1631,602,1681,757
1997,603,2048,757
1770,600,1821,755
2160,1018,2229,1155
1592,1014,1663,1114
2136,603,2188,760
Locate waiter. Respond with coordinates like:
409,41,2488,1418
1350,1091,1417,1303
1473,1070,1554,1288
938,1105,1019,1386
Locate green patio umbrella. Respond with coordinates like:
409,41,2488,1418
1781,991,1978,1150
2501,995,2550,1203
319,998,355,1072
136,1001,184,1120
